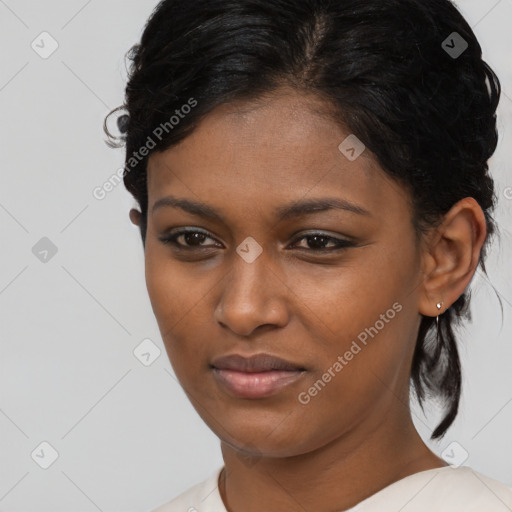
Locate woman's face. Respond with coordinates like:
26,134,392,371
142,88,428,457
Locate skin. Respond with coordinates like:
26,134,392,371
130,87,487,512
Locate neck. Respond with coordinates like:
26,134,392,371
219,404,447,512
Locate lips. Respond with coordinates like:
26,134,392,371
211,353,305,373
211,353,306,399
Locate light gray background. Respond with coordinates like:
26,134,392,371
0,1,511,511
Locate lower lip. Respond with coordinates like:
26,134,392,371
212,368,305,399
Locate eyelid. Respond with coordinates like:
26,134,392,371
290,229,355,243
159,227,356,252
161,227,221,247
289,232,355,251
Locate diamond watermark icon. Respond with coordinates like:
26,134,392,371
134,338,161,367
236,237,263,263
31,441,59,469
441,32,468,59
31,32,59,59
441,441,469,467
235,442,263,468
338,134,365,161
32,237,58,263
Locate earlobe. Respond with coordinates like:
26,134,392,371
417,197,487,317
129,208,142,226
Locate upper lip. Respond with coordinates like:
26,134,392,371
211,353,305,373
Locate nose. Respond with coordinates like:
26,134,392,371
213,249,290,337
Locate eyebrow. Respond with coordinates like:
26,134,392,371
152,195,371,222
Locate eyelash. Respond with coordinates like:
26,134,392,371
158,228,355,253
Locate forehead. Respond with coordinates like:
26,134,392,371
146,89,410,225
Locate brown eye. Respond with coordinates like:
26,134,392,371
159,229,221,249
290,233,355,252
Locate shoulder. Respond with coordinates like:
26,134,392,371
149,466,225,512
353,465,512,512
423,465,512,509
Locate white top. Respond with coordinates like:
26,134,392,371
151,464,512,512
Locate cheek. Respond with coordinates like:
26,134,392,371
287,248,417,397
144,243,196,346
285,249,412,339
144,252,179,329
143,242,220,367
144,232,207,316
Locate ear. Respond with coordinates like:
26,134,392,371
418,197,487,317
129,208,142,226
